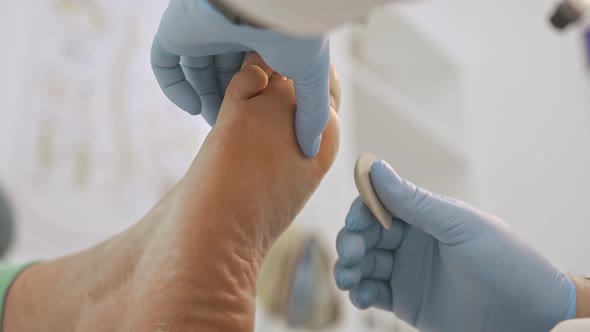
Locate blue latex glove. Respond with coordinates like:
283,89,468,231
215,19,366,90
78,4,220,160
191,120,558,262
152,0,331,157
334,160,577,332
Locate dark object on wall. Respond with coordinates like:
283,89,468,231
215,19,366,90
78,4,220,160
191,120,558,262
550,1,583,30
0,187,14,258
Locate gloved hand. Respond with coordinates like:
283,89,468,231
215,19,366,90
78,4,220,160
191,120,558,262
334,160,577,332
151,0,331,157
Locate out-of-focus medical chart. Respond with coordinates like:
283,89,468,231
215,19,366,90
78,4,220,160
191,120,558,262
5,0,209,261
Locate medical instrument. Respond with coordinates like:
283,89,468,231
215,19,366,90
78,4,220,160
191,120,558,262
550,0,590,29
354,153,392,229
213,0,390,36
207,0,264,27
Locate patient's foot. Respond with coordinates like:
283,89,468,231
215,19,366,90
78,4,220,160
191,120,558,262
3,54,341,332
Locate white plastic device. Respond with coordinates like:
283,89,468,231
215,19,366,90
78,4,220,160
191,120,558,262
219,0,395,35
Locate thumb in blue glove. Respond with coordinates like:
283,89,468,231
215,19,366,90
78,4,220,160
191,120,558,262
151,0,330,157
334,160,577,332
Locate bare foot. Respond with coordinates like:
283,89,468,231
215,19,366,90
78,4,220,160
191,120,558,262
3,53,341,332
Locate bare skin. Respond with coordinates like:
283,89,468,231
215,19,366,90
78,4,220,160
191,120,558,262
572,277,590,318
2,53,341,332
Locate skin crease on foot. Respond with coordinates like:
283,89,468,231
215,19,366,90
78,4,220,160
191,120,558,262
2,53,341,332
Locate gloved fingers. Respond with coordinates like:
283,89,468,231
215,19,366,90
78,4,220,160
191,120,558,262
370,160,464,244
349,280,392,310
363,250,395,280
151,38,201,115
345,197,405,250
334,250,394,290
375,218,405,250
345,196,379,231
225,53,272,102
181,56,223,126
292,54,331,158
215,52,245,96
334,261,362,290
336,226,378,267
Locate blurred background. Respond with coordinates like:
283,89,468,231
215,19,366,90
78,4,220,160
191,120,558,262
0,0,589,331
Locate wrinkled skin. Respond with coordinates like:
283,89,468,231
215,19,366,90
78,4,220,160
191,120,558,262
3,53,340,332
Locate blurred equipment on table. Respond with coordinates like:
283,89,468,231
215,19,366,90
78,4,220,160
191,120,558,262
258,226,341,330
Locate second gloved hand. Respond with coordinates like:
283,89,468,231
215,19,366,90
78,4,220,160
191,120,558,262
334,160,577,332
152,0,331,157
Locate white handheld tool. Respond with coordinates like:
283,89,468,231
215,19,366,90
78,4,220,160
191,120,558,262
354,153,392,229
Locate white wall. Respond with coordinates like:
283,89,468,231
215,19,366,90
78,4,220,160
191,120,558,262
399,0,590,273
0,2,26,185
0,1,213,262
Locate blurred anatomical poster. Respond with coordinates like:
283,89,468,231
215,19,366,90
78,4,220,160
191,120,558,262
7,0,209,260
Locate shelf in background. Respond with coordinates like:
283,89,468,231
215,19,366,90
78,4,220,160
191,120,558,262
346,58,476,199
347,58,469,169
346,6,475,198
351,8,465,138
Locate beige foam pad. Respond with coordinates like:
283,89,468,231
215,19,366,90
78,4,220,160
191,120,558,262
354,153,392,229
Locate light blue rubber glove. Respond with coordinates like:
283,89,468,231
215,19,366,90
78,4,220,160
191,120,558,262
334,160,577,332
152,0,331,157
